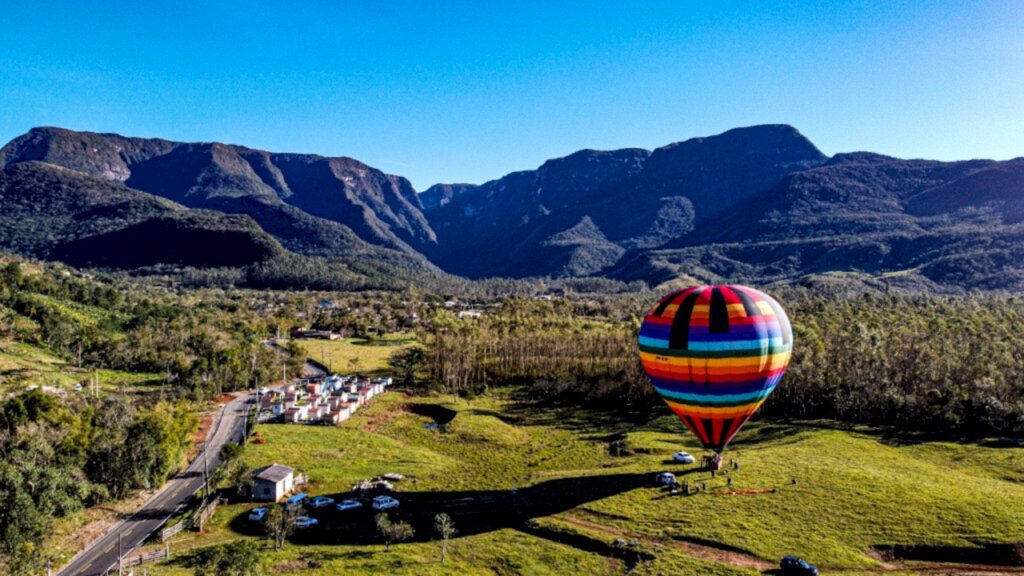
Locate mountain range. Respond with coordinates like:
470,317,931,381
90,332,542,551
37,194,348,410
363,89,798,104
1,125,1022,291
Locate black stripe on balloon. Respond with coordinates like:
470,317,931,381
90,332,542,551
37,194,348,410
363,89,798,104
719,418,733,447
652,289,684,317
709,287,730,334
731,286,761,318
668,290,701,349
702,418,715,448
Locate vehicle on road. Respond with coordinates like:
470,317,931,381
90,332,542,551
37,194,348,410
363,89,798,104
336,499,363,512
372,495,400,510
673,451,695,464
780,555,819,576
307,496,335,509
294,516,319,529
248,507,268,522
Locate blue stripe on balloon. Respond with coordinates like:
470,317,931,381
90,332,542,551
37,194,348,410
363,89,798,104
653,384,777,405
686,338,782,351
638,335,670,348
648,374,785,396
687,328,782,341
639,325,672,339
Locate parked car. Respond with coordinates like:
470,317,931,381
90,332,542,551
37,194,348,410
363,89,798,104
372,495,400,510
780,555,818,576
672,451,696,464
294,516,319,529
248,507,268,522
285,493,309,510
307,496,335,509
655,472,677,486
335,499,363,512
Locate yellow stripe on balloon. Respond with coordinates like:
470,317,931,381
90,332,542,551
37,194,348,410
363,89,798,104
639,351,791,370
666,398,767,419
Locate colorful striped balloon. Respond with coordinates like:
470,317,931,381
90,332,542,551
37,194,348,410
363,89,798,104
638,285,793,454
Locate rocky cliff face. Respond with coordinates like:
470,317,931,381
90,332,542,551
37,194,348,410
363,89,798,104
3,124,1024,291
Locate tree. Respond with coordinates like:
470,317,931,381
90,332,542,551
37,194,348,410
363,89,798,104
264,505,295,550
389,347,426,387
434,512,456,563
193,540,262,576
375,512,414,552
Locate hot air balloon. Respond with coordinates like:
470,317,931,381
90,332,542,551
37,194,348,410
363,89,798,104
638,285,792,459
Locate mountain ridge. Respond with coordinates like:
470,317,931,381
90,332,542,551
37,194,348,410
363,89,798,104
2,124,1023,291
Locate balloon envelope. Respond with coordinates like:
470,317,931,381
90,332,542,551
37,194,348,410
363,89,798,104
638,285,792,453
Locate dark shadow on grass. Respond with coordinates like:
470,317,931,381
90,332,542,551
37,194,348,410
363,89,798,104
406,403,457,426
229,472,652,555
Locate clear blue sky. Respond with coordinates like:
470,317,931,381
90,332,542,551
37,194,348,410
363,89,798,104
1,1,1021,189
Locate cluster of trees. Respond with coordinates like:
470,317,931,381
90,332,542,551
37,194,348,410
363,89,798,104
0,258,305,398
0,390,197,573
422,293,1024,437
769,293,1024,435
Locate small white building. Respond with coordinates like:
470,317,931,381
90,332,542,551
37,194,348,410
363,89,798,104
252,464,295,502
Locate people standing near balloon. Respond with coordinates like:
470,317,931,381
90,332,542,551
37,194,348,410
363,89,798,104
638,285,793,468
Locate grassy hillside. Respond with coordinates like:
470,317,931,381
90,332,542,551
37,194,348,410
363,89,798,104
142,390,1024,575
298,335,415,375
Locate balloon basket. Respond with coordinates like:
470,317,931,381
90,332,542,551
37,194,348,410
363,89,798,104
702,453,724,471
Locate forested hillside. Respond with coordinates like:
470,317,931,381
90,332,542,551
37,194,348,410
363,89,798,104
2,125,1023,292
0,255,308,572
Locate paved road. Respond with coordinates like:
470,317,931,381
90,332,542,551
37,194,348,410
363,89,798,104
57,393,251,576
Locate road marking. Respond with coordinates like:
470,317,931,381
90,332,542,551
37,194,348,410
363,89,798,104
78,562,91,574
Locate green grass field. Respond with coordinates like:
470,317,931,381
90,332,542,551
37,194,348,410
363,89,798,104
140,390,1024,575
0,339,162,396
298,335,415,375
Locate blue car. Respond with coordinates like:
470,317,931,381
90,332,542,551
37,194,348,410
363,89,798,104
285,493,308,510
780,555,818,576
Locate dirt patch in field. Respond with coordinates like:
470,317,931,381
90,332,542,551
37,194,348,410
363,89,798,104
273,560,309,571
185,411,215,461
362,403,410,433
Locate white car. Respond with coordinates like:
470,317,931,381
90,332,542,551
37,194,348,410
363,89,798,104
673,451,696,464
294,516,318,529
248,507,268,522
307,496,335,509
372,495,399,510
335,499,363,512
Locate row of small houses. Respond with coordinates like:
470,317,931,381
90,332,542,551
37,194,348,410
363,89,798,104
259,375,393,426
